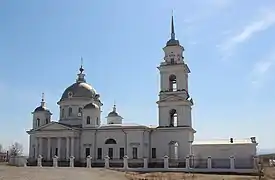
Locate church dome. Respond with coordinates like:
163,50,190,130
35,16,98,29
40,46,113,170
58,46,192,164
107,104,121,117
60,82,96,101
166,39,180,46
34,106,50,113
33,93,51,113
84,102,99,109
107,111,118,117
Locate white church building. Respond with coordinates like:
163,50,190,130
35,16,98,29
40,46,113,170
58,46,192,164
27,16,258,168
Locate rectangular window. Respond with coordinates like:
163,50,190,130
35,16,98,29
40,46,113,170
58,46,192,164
97,148,102,159
85,148,90,158
132,147,138,159
152,148,156,158
108,148,113,159
55,148,58,156
119,148,124,159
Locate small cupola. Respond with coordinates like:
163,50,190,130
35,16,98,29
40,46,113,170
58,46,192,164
33,93,51,114
32,93,52,129
107,103,123,124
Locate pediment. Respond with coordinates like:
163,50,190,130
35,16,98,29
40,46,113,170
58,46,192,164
35,122,74,131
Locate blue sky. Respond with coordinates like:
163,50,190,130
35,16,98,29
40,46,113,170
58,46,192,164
1,0,275,153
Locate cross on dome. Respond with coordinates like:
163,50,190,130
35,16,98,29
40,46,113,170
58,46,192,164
113,100,117,112
76,57,86,83
79,57,84,74
41,92,45,107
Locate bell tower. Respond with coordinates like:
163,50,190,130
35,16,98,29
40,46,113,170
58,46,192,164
157,15,193,128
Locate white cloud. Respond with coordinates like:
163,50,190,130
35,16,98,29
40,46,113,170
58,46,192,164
183,0,232,27
219,9,275,60
210,0,232,9
250,50,275,87
253,60,273,75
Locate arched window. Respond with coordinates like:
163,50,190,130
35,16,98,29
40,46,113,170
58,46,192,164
37,118,40,127
61,108,65,117
68,107,72,116
169,74,177,91
86,116,91,124
105,138,117,144
169,109,178,127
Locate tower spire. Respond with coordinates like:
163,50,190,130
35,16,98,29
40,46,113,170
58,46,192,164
171,11,175,40
76,57,86,83
165,12,180,47
41,92,45,107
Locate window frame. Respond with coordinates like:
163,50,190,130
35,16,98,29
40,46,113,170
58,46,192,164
86,116,91,124
119,148,124,159
132,147,138,159
152,148,156,159
97,148,102,159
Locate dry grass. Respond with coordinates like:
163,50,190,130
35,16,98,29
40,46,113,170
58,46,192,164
125,167,275,180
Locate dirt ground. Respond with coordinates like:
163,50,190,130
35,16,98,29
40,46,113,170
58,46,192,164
125,167,275,180
0,164,274,180
0,165,128,180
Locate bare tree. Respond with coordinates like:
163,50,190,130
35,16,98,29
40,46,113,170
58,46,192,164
256,160,264,180
9,142,23,156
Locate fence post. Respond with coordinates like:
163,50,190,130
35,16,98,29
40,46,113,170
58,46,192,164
86,155,92,168
23,158,27,167
104,155,110,168
164,155,169,169
69,156,75,167
123,155,129,169
143,158,148,169
253,156,258,169
53,155,58,168
37,155,43,167
230,156,235,169
186,156,190,169
207,156,212,169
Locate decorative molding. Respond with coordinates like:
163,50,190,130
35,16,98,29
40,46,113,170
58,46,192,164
129,142,140,146
83,143,92,147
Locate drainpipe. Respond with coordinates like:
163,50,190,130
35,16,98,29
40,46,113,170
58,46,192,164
94,129,98,160
122,129,127,155
142,130,145,158
148,129,153,159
